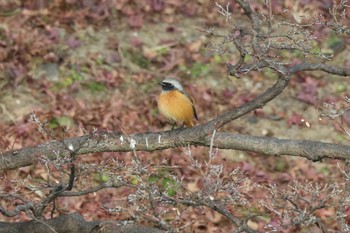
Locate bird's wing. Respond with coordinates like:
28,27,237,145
182,90,198,121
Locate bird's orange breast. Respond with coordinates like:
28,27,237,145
158,90,196,127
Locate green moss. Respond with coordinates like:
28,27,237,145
93,173,111,183
335,83,347,93
71,69,84,81
213,54,223,63
49,116,74,129
327,34,344,50
148,174,178,197
129,51,150,69
84,81,106,92
274,159,287,172
190,62,210,77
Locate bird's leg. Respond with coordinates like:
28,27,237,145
171,122,177,130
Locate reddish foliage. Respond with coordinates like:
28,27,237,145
0,1,348,232
287,112,304,127
296,76,322,105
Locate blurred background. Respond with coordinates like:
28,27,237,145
0,0,349,231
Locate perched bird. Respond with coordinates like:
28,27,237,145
158,78,198,128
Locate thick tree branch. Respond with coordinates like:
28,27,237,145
2,129,350,172
287,62,350,76
0,213,163,233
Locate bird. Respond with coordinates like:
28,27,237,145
157,78,198,128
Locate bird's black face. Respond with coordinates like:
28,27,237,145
160,82,175,91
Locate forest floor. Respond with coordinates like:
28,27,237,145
0,1,349,232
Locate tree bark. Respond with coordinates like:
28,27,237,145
1,130,350,172
0,213,163,233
